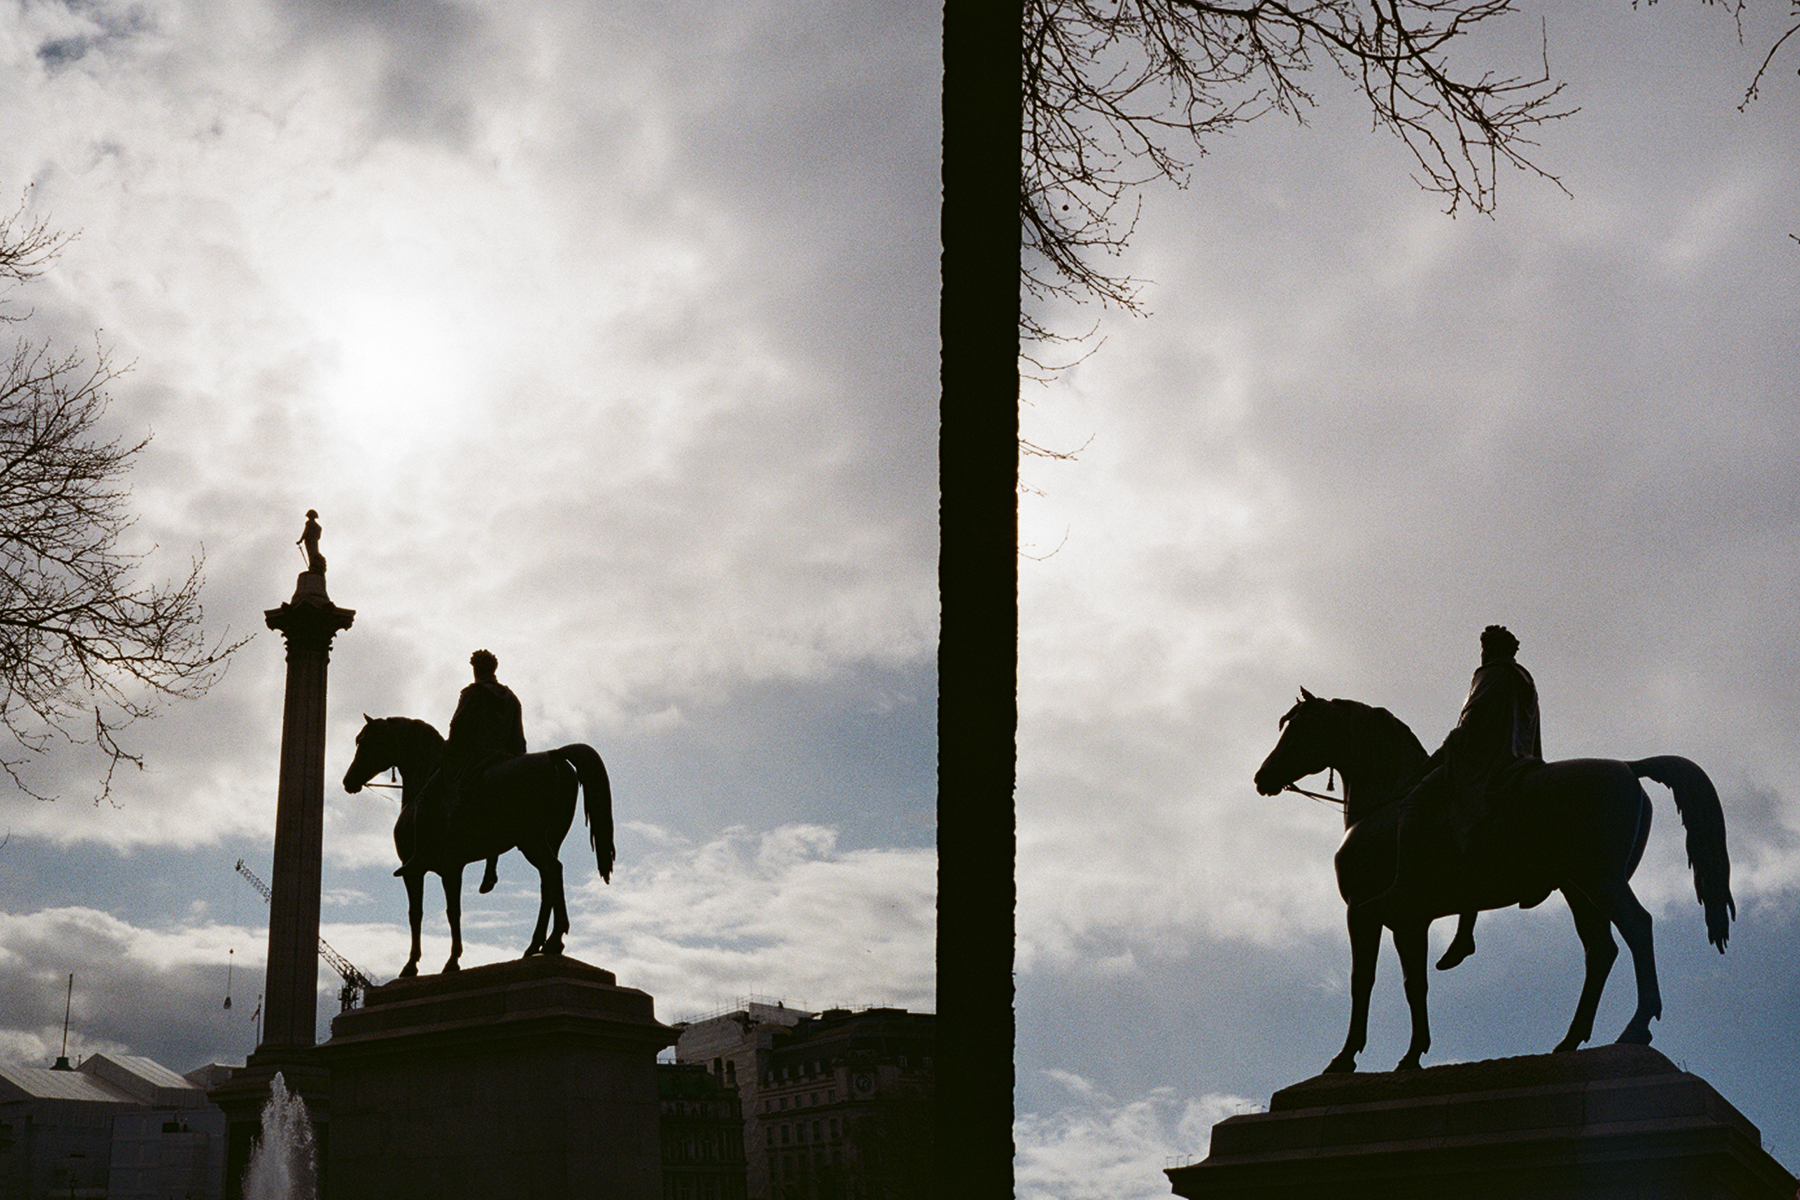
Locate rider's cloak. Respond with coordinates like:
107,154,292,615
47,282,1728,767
1442,657,1542,846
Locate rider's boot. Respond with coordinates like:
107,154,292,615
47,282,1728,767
479,856,499,894
1437,912,1477,970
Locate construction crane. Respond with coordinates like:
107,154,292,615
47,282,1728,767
234,859,378,1012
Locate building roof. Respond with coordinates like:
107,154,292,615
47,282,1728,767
0,1061,137,1105
80,1053,209,1108
0,1054,212,1110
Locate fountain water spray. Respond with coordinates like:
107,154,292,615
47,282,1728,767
242,1071,317,1200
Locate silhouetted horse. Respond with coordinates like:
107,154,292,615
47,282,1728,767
1253,690,1733,1073
343,715,615,977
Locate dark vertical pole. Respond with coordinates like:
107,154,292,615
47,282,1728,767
261,588,354,1051
940,1,1020,1195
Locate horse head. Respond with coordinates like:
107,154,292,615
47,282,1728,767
1254,688,1337,797
344,715,447,796
342,714,386,794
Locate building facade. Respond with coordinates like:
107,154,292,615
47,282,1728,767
673,1003,810,1200
678,1006,934,1200
657,1062,748,1200
0,1054,226,1200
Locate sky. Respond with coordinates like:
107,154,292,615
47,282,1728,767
1,3,1798,1199
0,0,936,1075
1013,4,1800,1196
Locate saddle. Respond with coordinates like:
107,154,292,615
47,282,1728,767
1448,758,1552,909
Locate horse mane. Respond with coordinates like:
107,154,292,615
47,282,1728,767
369,715,446,756
1338,699,1427,762
1317,697,1429,822
386,715,444,740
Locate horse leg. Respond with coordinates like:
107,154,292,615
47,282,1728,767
542,858,567,957
1554,885,1618,1053
441,865,465,973
1594,878,1660,1044
1326,907,1381,1074
521,844,554,957
401,872,426,978
1393,919,1431,1071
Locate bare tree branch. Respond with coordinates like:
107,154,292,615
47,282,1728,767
1,202,247,803
1022,0,1576,348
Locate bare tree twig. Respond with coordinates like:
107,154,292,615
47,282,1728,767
1,201,247,803
1023,0,1577,351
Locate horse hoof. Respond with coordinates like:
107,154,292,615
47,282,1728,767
1323,1055,1356,1075
1395,1056,1422,1072
1614,1026,1652,1046
1552,1034,1584,1053
400,964,418,978
442,961,460,974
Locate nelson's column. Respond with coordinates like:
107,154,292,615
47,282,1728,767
210,509,354,1196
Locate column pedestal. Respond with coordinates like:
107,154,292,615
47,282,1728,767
320,956,677,1200
1167,1046,1797,1199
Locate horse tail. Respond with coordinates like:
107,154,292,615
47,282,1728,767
554,743,615,884
1632,756,1735,952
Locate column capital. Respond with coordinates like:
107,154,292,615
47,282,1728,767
265,594,356,653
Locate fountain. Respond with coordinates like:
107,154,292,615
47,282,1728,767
242,1071,317,1200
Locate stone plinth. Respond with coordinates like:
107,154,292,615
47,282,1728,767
319,956,676,1200
1167,1046,1796,1199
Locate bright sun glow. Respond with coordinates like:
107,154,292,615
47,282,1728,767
321,289,487,456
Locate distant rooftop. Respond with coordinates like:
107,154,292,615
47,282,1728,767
672,997,925,1026
0,1053,210,1110
0,1061,136,1105
672,997,812,1026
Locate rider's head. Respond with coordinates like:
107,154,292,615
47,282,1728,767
1480,625,1520,663
470,649,498,680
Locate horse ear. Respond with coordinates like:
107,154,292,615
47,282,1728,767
363,713,373,724
1299,687,1316,703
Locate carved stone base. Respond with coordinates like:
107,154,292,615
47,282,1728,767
1167,1046,1796,1199
319,956,676,1200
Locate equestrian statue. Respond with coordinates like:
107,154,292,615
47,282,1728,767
343,650,614,976
1253,626,1733,1074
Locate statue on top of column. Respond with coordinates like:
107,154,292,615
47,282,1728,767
298,510,326,575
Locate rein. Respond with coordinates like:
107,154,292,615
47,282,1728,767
1285,783,1343,806
1284,765,1342,806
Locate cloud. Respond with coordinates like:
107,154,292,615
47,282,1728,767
1015,1071,1262,1200
0,906,257,1071
562,823,935,1018
0,820,931,1075
0,0,938,862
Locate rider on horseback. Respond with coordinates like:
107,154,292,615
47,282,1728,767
396,649,525,891
1374,625,1543,966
